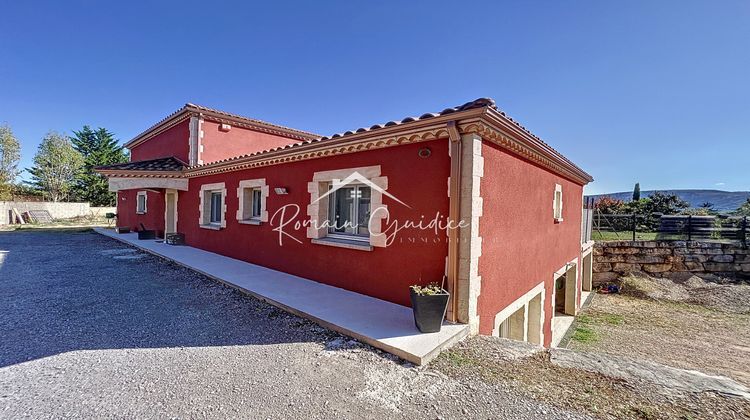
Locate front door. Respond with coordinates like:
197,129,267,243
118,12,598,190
165,190,177,234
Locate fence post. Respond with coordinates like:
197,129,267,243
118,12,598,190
632,213,636,241
742,216,748,249
687,215,692,242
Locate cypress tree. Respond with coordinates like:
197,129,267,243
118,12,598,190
632,182,641,201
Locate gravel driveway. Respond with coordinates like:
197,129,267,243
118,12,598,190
0,230,588,419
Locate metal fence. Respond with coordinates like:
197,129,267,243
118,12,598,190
592,212,748,247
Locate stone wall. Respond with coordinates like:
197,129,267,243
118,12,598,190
0,202,116,224
593,241,750,282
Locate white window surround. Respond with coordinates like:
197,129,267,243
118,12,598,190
136,191,148,214
306,165,388,249
199,182,227,229
492,281,546,345
553,183,563,222
551,258,579,317
237,179,269,224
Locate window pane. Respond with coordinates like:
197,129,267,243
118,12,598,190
356,186,371,235
252,189,262,218
242,188,253,220
210,192,222,223
328,186,355,234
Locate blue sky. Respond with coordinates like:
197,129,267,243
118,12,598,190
1,1,748,195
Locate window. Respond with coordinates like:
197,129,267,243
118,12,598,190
327,184,371,240
136,191,147,214
306,165,389,249
237,179,268,224
209,192,222,224
200,182,226,229
553,184,563,222
240,187,262,220
251,189,262,218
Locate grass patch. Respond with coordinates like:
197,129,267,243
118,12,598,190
440,350,479,368
579,312,624,326
599,313,625,325
591,231,658,241
571,325,598,344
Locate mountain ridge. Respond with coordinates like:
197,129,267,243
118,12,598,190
586,189,750,213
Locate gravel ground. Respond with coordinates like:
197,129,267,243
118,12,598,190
0,229,588,419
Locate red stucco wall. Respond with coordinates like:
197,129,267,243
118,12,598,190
478,141,584,345
116,189,166,236
199,121,302,165
129,120,190,163
174,140,450,307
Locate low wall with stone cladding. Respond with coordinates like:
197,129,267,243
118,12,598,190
593,240,750,283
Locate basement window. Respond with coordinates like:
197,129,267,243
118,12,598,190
136,191,147,214
553,184,563,222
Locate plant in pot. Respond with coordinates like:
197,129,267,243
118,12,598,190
409,280,450,333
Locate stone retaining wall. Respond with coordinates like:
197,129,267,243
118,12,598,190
593,241,750,283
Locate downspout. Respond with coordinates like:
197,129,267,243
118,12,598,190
446,121,462,323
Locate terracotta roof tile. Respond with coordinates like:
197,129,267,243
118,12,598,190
112,98,590,182
184,103,319,139
96,156,186,172
192,98,498,168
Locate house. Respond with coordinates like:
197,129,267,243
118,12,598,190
96,98,594,347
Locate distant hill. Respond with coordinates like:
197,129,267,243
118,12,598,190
587,189,750,213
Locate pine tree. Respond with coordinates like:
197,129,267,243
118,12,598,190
632,182,641,201
71,126,128,206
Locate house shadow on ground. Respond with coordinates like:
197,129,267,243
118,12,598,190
0,230,340,368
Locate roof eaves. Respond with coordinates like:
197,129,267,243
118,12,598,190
124,103,323,150
185,102,492,173
184,103,320,140
483,107,593,182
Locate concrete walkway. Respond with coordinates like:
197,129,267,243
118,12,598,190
94,228,468,365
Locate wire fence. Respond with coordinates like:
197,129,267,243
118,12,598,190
592,213,748,248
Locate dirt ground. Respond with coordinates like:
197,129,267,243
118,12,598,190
432,337,750,420
431,272,750,420
568,273,750,387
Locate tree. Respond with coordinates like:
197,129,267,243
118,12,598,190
594,196,625,214
641,191,690,215
27,132,84,202
734,199,750,217
632,182,641,201
0,123,21,200
699,202,717,215
70,126,128,206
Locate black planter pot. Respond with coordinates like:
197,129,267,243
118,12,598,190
409,289,450,333
137,230,156,240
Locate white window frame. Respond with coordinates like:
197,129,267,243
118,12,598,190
306,165,388,249
136,191,148,214
553,183,563,222
237,179,269,225
199,182,226,229
326,183,371,242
